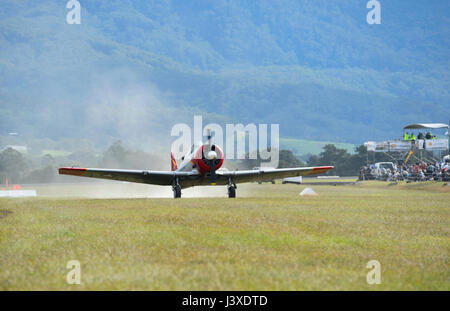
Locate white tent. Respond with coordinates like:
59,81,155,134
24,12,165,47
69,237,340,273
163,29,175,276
403,123,449,130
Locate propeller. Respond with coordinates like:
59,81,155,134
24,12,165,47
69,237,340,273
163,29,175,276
204,128,218,185
207,145,218,184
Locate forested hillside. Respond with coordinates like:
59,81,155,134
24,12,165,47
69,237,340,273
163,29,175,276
0,0,448,149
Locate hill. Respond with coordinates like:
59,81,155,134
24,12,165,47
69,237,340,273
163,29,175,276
0,0,448,149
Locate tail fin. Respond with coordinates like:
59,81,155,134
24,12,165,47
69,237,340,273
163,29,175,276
171,152,178,171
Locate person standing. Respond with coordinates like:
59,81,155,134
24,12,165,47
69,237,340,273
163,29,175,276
404,132,410,141
411,133,416,143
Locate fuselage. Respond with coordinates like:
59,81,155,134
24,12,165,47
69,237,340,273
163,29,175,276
176,142,224,175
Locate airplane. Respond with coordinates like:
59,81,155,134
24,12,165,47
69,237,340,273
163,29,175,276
59,132,333,198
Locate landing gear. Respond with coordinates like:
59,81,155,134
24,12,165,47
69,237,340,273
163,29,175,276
172,178,181,198
173,185,181,198
228,186,236,198
227,178,236,198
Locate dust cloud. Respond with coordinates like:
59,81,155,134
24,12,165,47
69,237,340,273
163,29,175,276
28,182,254,199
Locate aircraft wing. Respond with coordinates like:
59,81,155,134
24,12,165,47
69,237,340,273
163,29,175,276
217,166,334,183
58,167,198,186
59,166,333,187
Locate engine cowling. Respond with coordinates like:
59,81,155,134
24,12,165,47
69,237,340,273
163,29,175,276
194,145,224,174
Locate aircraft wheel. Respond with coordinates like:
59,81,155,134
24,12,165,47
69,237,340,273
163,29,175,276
173,185,181,198
228,186,236,198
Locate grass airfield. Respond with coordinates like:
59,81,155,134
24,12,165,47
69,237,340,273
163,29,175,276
0,181,449,290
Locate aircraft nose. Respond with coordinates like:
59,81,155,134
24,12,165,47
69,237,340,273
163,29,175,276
206,150,217,160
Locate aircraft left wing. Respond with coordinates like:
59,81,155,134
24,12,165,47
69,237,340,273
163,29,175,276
58,167,197,186
217,166,333,183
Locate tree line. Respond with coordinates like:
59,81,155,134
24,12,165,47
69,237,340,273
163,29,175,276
0,141,402,184
243,144,394,176
0,141,166,184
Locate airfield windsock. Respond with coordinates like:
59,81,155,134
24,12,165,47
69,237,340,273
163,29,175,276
171,152,178,171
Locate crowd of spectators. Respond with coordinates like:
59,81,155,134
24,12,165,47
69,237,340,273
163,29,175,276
359,159,450,182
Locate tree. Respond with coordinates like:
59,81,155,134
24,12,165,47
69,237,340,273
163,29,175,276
99,140,127,168
307,144,350,176
99,141,167,170
278,150,305,168
41,154,56,168
0,148,30,183
307,144,356,176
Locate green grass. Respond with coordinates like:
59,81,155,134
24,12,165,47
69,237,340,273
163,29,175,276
0,182,448,290
280,137,356,156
